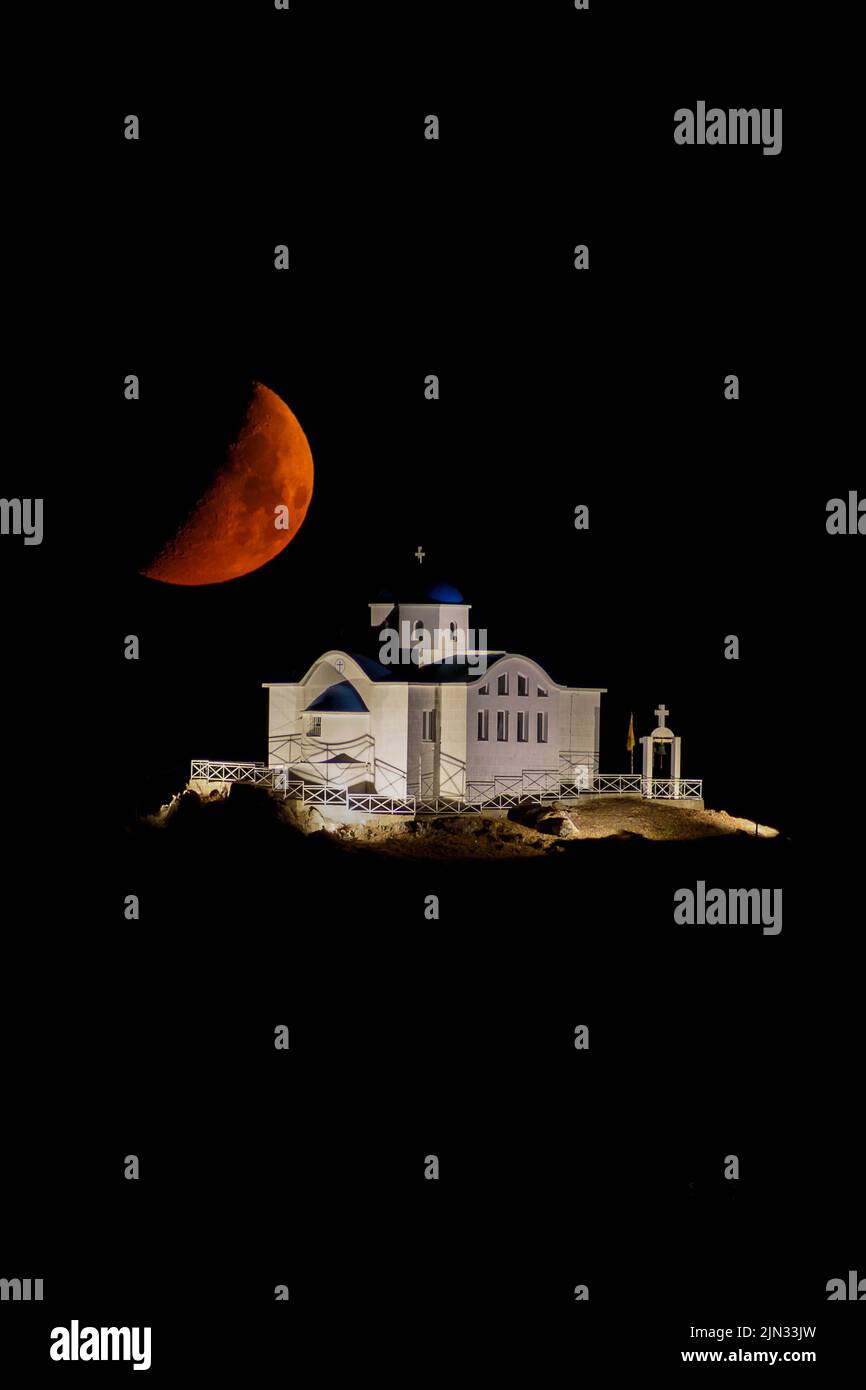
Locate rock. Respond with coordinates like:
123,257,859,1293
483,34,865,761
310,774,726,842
430,816,461,833
536,810,579,839
507,799,548,828
281,801,343,835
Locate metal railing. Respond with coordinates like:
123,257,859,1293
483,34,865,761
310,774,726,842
190,760,703,814
189,760,278,787
640,778,703,800
594,774,642,794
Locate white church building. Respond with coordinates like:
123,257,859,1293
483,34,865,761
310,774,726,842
262,581,604,804
191,581,703,815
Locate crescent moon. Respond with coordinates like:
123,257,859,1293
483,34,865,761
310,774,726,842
141,381,314,585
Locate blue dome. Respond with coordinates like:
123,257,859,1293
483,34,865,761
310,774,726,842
424,581,463,603
304,680,369,713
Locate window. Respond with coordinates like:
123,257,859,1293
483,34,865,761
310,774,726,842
413,620,426,638
517,673,529,697
497,673,509,696
537,685,548,697
536,711,549,743
517,711,529,742
308,716,322,737
477,709,489,741
449,622,458,642
497,710,509,741
422,710,437,742
479,683,489,695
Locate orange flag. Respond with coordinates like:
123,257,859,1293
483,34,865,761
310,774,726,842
626,712,635,753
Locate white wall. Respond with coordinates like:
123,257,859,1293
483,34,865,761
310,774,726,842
266,684,304,765
366,682,410,793
391,602,473,665
439,684,468,796
407,686,434,791
465,656,601,786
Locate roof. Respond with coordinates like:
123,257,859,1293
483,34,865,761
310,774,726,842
349,653,396,681
304,680,369,713
349,652,506,683
421,581,464,603
370,579,465,606
267,650,606,692
404,658,504,683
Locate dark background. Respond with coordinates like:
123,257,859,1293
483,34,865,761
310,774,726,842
1,2,862,1378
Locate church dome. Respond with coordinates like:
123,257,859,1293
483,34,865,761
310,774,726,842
424,580,463,603
372,577,465,605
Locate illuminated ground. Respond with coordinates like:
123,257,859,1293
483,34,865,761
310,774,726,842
281,797,780,858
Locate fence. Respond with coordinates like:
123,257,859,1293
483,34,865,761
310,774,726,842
190,760,702,815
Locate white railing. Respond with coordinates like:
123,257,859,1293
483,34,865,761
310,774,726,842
190,760,278,787
640,778,703,800
189,761,702,814
594,774,642,794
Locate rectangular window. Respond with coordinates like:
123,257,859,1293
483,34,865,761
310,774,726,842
536,711,548,743
517,711,529,742
422,710,437,742
497,673,509,696
517,673,529,697
478,683,489,695
477,709,489,741
309,716,322,737
497,710,509,741
537,685,548,697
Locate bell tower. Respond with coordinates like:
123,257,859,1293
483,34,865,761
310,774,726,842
640,703,682,794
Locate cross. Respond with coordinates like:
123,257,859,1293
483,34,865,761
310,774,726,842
655,703,669,727
335,658,345,673
415,546,425,564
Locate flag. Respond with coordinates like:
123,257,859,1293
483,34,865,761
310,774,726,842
626,712,635,753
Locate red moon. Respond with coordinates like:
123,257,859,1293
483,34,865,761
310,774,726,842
142,381,314,585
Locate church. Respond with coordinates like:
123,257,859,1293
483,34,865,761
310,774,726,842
263,581,606,804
